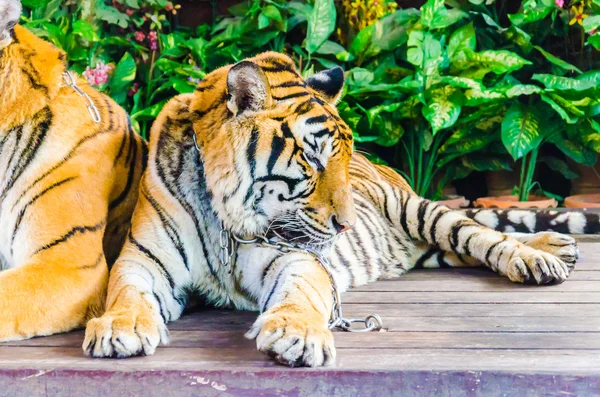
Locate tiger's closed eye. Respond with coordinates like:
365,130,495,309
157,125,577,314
302,152,324,171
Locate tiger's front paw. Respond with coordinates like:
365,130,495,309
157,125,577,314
83,309,167,358
522,232,579,268
506,246,571,285
246,304,335,367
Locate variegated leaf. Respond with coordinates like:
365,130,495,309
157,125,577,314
532,74,596,91
501,103,542,160
422,86,462,135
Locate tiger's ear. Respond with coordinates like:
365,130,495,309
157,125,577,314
306,67,345,105
227,61,272,116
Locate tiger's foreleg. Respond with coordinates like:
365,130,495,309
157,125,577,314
0,229,108,341
243,251,336,367
410,232,578,271
83,182,191,358
388,191,572,284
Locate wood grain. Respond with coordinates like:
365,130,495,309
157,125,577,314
0,237,598,395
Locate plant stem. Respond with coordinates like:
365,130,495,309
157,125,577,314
145,50,157,105
524,146,539,199
519,153,527,202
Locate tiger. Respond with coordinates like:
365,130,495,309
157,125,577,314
83,51,592,367
0,1,145,341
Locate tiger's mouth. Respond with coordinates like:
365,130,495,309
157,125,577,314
265,224,336,250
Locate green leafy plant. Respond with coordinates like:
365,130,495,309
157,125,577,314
19,0,600,202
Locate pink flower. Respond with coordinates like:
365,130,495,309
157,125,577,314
126,9,134,16
135,31,146,43
555,0,564,8
148,31,158,51
82,62,114,87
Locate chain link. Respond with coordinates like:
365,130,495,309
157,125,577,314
230,231,383,333
219,222,235,268
62,72,101,123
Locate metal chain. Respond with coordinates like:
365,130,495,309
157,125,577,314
230,231,383,333
219,222,235,268
190,127,382,333
62,72,101,123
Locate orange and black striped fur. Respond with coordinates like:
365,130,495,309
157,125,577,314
84,52,583,367
0,17,145,340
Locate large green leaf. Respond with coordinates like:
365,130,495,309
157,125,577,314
420,0,445,28
407,31,442,70
532,74,596,91
431,9,468,29
422,86,462,135
504,26,533,53
550,135,597,166
110,52,136,105
534,46,582,74
583,15,600,33
349,24,375,58
463,87,505,106
366,97,421,121
454,49,532,75
132,99,169,121
508,5,552,26
447,22,476,60
461,155,512,172
540,93,584,124
371,9,420,51
436,76,483,90
70,20,99,43
501,103,543,160
540,157,579,180
305,0,336,54
96,1,129,28
505,84,543,97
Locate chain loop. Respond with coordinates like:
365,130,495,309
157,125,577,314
219,222,234,267
230,229,383,333
62,72,101,123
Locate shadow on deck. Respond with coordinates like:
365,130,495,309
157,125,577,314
1,240,600,396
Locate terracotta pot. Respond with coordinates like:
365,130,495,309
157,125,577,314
474,195,558,209
567,159,600,195
564,194,600,208
485,171,519,197
435,195,470,209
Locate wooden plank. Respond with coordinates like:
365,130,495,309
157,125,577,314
381,316,600,332
0,347,598,374
3,368,599,397
352,279,600,292
394,269,600,281
342,291,600,304
149,312,600,333
4,366,600,397
9,329,600,350
342,303,600,317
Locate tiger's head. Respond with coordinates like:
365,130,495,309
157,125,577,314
194,53,356,248
0,0,21,50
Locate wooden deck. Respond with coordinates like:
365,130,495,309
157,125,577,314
2,240,600,396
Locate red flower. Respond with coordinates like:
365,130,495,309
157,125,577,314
135,31,146,43
128,83,140,97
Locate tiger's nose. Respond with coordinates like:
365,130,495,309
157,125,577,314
331,215,353,234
